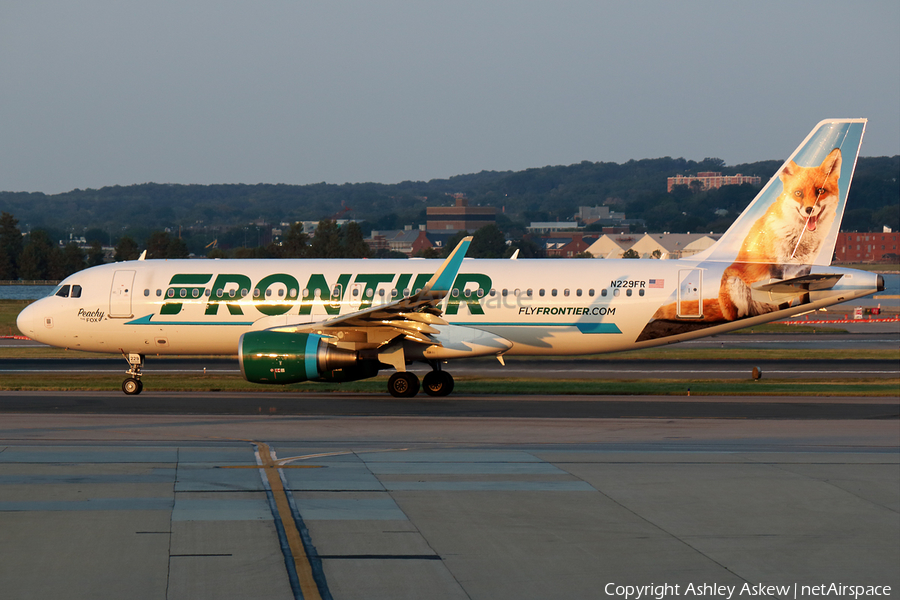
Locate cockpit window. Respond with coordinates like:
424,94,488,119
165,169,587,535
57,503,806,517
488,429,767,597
55,285,71,298
71,285,82,298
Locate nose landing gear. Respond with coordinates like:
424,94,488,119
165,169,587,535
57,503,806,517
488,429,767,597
122,353,144,395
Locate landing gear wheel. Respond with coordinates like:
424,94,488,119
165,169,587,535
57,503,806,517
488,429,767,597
122,377,143,395
387,372,420,398
423,371,454,397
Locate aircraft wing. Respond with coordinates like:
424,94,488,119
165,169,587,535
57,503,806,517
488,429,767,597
264,236,509,352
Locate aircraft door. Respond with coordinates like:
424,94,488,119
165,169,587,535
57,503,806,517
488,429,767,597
110,270,136,318
677,269,703,318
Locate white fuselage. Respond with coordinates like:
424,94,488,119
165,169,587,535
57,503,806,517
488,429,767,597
17,258,880,358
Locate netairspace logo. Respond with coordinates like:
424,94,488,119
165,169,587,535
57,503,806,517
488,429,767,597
604,582,893,600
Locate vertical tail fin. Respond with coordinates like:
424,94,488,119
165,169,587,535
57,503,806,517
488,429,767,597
693,119,866,266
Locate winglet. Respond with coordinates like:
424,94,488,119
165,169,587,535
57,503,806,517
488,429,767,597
420,236,472,297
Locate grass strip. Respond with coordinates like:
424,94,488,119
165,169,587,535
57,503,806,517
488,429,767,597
0,372,896,396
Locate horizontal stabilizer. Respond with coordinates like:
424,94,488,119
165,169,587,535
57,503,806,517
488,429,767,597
751,273,843,293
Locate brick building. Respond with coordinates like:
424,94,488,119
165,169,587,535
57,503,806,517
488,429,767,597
427,195,496,232
835,231,899,262
667,172,761,193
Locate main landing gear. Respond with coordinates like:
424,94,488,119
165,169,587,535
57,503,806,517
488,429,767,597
387,364,454,398
122,353,144,395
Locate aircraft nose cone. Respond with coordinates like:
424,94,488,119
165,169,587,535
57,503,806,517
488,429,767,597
16,303,35,337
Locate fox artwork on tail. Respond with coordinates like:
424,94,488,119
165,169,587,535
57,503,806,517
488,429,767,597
717,147,842,320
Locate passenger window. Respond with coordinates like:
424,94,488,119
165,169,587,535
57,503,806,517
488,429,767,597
564,289,570,297
366,288,373,298
614,289,620,297
477,288,485,297
589,289,595,297
551,289,557,297
192,289,200,298
241,289,248,297
157,289,163,297
601,289,607,297
626,289,632,297
576,289,582,297
539,289,545,297
167,289,175,298
144,289,150,297
526,289,533,297
639,289,645,297
502,289,508,297
452,289,459,297
490,289,497,297
56,285,70,298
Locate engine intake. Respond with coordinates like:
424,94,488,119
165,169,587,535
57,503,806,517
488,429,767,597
239,331,361,384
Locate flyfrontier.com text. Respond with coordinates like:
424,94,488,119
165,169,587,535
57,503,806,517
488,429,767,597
604,582,893,600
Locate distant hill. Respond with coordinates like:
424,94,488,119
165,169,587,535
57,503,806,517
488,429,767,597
1,155,896,241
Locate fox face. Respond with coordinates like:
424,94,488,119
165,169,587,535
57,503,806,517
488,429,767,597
778,147,842,234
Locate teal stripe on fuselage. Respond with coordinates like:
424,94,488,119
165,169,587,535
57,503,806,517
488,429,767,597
453,322,622,334
125,315,254,326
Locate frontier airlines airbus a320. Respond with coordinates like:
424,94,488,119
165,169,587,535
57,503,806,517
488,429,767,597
17,119,884,397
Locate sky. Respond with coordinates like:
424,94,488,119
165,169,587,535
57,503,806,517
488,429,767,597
1,0,898,194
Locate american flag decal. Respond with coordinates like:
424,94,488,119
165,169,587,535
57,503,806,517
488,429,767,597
648,279,664,288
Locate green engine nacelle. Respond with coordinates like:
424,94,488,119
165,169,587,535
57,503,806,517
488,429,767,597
239,331,368,384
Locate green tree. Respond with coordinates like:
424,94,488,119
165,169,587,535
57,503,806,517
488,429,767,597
504,237,544,258
60,242,86,276
19,230,62,280
146,231,172,259
278,222,308,258
469,224,507,258
308,220,343,258
114,236,140,262
341,222,371,258
166,236,190,259
87,240,106,266
622,248,640,258
415,247,442,258
0,212,23,279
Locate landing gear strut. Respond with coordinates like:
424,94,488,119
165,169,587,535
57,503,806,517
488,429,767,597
122,353,144,395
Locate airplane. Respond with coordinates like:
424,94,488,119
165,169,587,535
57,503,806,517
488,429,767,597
16,119,884,397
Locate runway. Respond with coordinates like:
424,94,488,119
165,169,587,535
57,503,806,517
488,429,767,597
1,412,897,600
